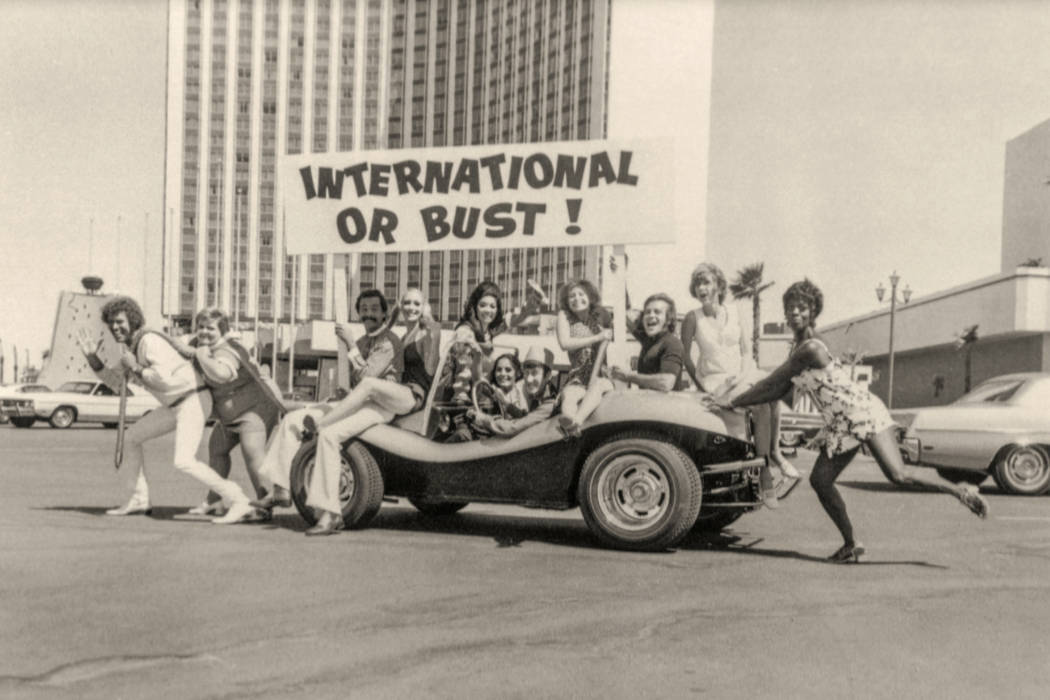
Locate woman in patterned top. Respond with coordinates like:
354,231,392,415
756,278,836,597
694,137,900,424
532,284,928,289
555,279,614,438
712,279,988,563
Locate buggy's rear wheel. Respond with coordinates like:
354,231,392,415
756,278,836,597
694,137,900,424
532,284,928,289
289,440,385,528
577,433,701,551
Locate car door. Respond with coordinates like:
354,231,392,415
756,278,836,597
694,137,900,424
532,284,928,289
89,383,121,422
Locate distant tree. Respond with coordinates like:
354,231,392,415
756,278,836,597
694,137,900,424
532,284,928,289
841,349,867,380
954,324,979,393
1020,257,1044,267
729,263,774,363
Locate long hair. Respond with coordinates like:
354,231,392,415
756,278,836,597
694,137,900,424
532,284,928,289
557,279,609,328
459,280,506,340
193,307,230,335
101,296,145,334
689,263,727,304
634,293,678,336
490,352,523,386
783,278,824,323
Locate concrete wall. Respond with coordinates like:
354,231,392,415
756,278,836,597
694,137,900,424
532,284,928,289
1002,119,1050,272
821,268,1050,360
859,333,1048,408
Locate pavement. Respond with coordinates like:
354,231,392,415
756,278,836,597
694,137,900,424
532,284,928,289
1,424,1049,699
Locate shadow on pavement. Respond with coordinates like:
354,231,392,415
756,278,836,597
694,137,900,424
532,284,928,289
682,529,949,568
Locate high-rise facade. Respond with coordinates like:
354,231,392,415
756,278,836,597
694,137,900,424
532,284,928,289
163,0,609,327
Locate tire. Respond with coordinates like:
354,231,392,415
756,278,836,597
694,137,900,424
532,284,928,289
288,439,385,528
49,406,76,429
577,432,702,551
993,445,1050,495
692,509,743,533
11,417,35,428
409,499,468,517
935,467,988,487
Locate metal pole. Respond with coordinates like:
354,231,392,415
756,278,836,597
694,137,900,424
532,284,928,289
287,255,297,396
887,279,897,409
233,189,241,326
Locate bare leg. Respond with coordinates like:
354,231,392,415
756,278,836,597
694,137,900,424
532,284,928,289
572,380,613,429
767,401,799,477
203,424,237,506
315,377,416,429
866,427,987,517
237,428,269,499
558,385,586,424
809,445,862,546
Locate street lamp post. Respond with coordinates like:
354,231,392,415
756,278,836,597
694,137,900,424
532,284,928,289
875,271,912,409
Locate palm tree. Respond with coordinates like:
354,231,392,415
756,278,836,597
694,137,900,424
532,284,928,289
1020,257,1044,267
954,324,979,393
840,349,867,380
729,263,774,363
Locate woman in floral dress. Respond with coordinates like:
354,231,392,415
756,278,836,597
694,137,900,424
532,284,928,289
712,279,988,563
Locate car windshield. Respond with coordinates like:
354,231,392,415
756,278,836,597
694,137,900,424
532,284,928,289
57,382,96,394
954,379,1024,404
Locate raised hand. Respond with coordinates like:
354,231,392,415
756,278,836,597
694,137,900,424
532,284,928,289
75,327,104,358
334,323,355,348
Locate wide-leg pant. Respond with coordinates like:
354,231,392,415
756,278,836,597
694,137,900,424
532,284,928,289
257,406,327,491
120,390,249,506
306,402,393,516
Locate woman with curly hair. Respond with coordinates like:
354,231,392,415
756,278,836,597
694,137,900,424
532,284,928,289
76,296,255,524
711,279,989,563
680,262,798,504
489,352,529,417
555,279,614,438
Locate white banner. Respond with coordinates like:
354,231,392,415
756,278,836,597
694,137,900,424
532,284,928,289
278,139,675,255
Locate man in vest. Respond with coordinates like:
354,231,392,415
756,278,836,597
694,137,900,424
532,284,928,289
76,296,254,523
253,289,401,535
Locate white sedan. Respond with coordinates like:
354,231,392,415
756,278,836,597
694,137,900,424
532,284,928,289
0,383,52,426
3,380,160,429
892,373,1050,495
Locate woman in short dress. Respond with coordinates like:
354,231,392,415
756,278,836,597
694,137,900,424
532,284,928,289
680,263,798,502
555,279,614,438
714,279,989,563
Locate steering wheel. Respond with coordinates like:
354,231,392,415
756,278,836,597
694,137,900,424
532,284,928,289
471,380,508,419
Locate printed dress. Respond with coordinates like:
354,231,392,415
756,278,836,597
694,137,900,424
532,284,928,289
791,339,895,456
565,317,607,387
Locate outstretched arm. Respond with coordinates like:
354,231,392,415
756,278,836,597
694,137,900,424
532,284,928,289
727,339,829,408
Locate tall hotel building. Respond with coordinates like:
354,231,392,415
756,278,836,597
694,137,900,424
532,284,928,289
162,0,610,327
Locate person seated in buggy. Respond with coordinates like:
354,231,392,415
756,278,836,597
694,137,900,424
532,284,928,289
439,280,546,437
252,289,402,534
489,352,529,418
468,346,558,438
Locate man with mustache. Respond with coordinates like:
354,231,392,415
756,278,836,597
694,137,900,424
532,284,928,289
469,346,558,438
253,290,401,534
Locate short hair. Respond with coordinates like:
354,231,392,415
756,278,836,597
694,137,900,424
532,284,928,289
783,279,824,322
490,352,523,384
459,280,507,339
193,307,230,335
557,279,606,326
689,263,727,304
636,293,678,335
101,296,145,334
355,288,388,315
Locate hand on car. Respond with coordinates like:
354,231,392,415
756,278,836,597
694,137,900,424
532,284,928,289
610,365,630,383
471,412,494,432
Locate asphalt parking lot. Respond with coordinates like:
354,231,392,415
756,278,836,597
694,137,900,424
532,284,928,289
2,424,1049,699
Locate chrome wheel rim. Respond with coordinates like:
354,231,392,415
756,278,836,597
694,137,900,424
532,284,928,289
338,454,355,506
594,453,670,532
1005,447,1048,488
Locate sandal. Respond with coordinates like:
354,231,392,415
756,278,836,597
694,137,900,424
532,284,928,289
827,542,865,564
758,465,779,509
959,485,989,519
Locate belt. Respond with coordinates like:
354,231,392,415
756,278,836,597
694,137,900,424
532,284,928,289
168,385,208,409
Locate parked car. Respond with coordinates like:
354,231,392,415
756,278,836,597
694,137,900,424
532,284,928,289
285,351,779,552
892,372,1050,495
778,408,823,449
1,380,160,429
0,383,52,426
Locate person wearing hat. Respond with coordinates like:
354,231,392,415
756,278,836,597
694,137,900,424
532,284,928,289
470,346,558,438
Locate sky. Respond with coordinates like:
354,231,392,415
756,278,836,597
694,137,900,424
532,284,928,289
3,0,1050,376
